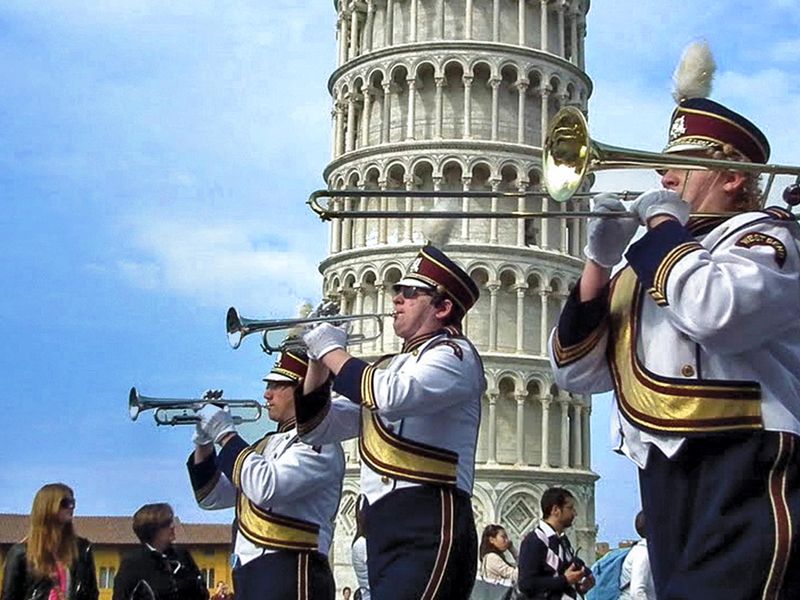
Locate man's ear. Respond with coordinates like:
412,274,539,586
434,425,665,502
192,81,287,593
722,170,747,194
433,297,454,321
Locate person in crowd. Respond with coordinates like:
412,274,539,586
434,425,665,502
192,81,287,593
1,483,98,600
478,524,518,587
517,487,594,599
549,41,800,599
190,348,345,600
618,512,655,600
350,496,370,600
210,581,233,600
112,503,207,600
298,244,486,599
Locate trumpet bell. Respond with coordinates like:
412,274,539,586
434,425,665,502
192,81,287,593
226,307,246,349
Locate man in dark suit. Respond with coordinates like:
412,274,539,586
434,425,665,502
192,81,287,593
517,488,594,599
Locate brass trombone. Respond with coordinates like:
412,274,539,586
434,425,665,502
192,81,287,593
543,106,800,203
226,306,394,353
128,387,263,426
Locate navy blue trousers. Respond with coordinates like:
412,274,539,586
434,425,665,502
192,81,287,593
365,486,478,600
639,430,799,600
232,551,335,600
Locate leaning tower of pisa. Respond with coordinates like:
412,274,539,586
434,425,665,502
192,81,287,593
319,0,598,588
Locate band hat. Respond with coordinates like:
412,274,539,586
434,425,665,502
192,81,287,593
398,244,479,313
263,349,308,383
664,98,770,164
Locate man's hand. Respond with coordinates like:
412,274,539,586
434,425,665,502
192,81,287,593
302,322,348,360
191,422,213,447
196,404,236,444
577,571,595,594
583,193,639,268
631,188,690,227
563,563,585,586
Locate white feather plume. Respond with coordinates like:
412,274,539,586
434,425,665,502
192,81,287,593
421,198,459,247
672,40,716,103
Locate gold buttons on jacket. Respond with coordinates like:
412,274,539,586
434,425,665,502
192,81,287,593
681,364,695,377
381,476,390,485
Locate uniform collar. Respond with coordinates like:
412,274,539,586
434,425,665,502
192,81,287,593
277,418,297,433
401,325,461,354
686,215,732,237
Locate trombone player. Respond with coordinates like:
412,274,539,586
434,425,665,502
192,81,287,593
549,42,800,600
187,348,345,600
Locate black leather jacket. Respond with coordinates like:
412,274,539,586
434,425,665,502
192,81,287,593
112,545,208,600
1,537,99,600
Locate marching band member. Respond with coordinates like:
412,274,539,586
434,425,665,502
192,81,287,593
298,244,486,600
549,42,800,599
187,349,345,600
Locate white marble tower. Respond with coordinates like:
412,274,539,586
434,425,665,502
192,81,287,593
320,0,597,589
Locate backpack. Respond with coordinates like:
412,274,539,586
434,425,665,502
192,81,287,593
585,546,632,600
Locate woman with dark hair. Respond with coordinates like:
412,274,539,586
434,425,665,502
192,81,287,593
478,525,518,587
112,503,208,600
1,483,99,600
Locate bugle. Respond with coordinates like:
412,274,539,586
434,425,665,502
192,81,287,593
543,106,800,203
226,306,394,353
128,387,262,426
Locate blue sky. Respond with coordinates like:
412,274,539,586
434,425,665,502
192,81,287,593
2,1,799,546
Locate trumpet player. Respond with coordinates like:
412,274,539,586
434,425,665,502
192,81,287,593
549,43,800,599
187,349,345,600
296,244,486,600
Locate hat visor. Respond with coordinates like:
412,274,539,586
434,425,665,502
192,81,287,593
663,140,719,155
263,372,296,383
395,277,435,289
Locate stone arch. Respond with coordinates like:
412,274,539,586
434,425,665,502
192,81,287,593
467,265,491,346
388,64,410,143
471,61,493,140
414,61,437,140
498,64,520,143
442,60,465,139
496,267,519,353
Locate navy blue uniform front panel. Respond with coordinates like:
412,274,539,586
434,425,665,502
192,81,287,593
231,551,334,600
365,485,477,600
640,430,799,600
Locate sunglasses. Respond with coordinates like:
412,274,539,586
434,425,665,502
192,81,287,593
393,285,433,300
60,497,76,509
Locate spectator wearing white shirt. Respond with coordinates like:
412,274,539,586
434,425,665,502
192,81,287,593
619,512,656,600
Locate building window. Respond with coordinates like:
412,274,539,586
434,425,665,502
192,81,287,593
99,567,116,589
201,568,215,589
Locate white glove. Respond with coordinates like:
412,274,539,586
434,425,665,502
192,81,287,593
191,423,213,447
196,404,236,444
302,322,348,360
631,189,689,226
584,193,640,268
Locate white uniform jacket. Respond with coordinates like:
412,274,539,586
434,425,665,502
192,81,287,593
186,420,345,566
296,326,486,505
549,210,800,464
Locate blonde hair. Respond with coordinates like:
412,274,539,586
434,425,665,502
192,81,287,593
26,483,78,578
708,145,763,211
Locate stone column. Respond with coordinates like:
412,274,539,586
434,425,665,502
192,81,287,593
410,0,418,42
438,0,446,38
353,284,365,337
487,392,498,464
514,283,527,352
515,79,529,144
488,282,500,351
572,400,583,468
349,3,360,60
558,0,566,57
465,0,473,40
364,0,375,53
490,179,500,244
515,392,527,465
577,16,586,70
403,175,414,243
569,6,579,64
518,0,527,45
462,74,474,139
338,12,348,65
345,93,357,153
377,282,388,353
489,77,501,141
540,394,551,467
492,0,500,42
583,403,591,468
334,100,346,157
357,184,368,247
539,288,549,354
406,77,417,140
516,183,527,246
330,196,342,253
378,179,388,244
560,395,570,467
540,85,551,147
385,0,394,46
361,84,373,147
434,76,445,139
330,105,339,158
540,0,549,52
381,81,392,143
461,177,472,239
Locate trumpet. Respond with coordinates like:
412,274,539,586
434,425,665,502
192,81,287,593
128,387,263,426
226,306,395,353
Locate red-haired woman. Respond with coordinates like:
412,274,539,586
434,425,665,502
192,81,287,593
1,483,98,600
